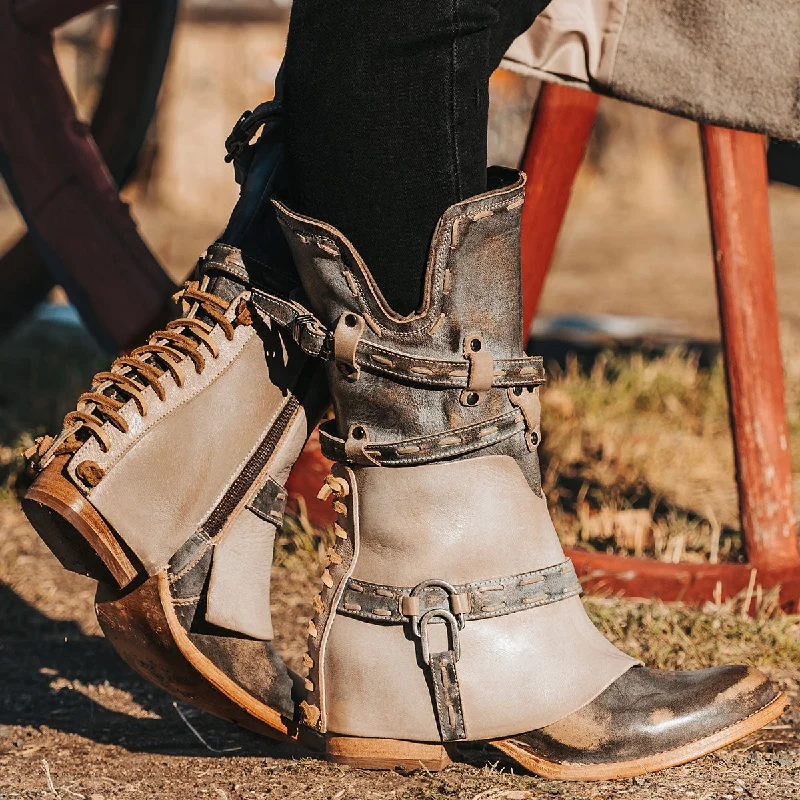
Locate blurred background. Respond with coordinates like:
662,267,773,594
3,3,800,336
3,2,800,563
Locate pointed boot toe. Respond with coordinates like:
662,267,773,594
492,665,788,780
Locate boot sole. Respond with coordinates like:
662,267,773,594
95,571,322,750
490,691,789,781
326,735,457,770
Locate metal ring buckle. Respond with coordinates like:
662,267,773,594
418,608,462,665
291,313,321,349
408,579,467,637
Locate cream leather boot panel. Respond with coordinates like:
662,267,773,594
324,614,442,742
351,455,565,585
324,596,635,741
204,406,311,638
89,326,295,574
71,309,255,482
456,596,636,739
206,508,276,640
502,0,626,87
323,455,638,741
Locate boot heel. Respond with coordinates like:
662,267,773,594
326,735,454,771
23,459,138,589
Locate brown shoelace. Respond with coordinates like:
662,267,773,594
26,281,248,466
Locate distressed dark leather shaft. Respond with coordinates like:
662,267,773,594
275,167,545,484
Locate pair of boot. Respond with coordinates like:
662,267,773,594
23,102,786,780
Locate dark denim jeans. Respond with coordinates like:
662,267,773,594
283,0,550,314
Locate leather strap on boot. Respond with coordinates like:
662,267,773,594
274,169,547,470
336,563,581,741
337,561,581,623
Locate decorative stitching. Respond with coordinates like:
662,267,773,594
319,410,526,467
168,534,213,584
171,596,202,606
362,313,382,336
338,560,582,624
428,313,446,335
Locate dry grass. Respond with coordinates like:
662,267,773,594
539,330,800,565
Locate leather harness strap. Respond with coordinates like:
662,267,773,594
337,559,581,625
199,244,546,389
336,559,581,742
317,410,529,467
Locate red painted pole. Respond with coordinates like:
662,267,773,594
701,126,799,570
520,84,599,336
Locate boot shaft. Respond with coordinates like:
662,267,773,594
275,168,544,468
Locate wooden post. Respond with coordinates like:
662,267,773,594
520,84,599,336
701,126,799,569
0,237,53,339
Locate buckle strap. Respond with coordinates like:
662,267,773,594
197,243,252,283
429,648,467,741
224,99,283,184
250,291,332,358
318,410,527,466
337,559,581,624
234,277,547,389
246,280,547,392
337,560,580,743
356,341,544,389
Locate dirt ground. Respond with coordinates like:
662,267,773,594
0,500,798,800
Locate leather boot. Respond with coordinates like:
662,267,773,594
273,168,788,779
22,99,329,746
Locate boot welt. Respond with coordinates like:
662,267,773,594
23,456,138,589
490,691,789,781
326,735,457,771
95,571,324,751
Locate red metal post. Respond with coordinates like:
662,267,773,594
700,126,799,570
520,83,599,336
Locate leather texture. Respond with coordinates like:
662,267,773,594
84,289,308,576
280,172,636,742
206,509,278,640
287,171,781,759
168,530,295,716
337,558,582,623
205,401,313,639
66,244,329,645
274,168,543,475
320,456,637,741
504,664,780,766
